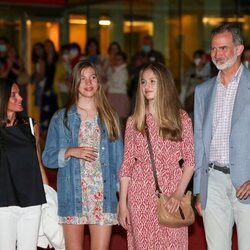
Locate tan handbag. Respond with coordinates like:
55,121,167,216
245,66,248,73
157,191,195,228
145,121,195,228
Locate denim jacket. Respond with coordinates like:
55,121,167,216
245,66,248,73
42,105,123,217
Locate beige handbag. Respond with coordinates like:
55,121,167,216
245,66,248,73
145,121,195,228
157,191,195,228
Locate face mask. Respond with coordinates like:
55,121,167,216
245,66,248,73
69,49,79,59
194,58,201,66
243,60,249,68
143,45,151,53
62,53,70,61
0,44,7,53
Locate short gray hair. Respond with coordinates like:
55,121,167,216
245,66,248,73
211,23,243,45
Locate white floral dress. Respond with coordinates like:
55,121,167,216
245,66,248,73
60,115,117,225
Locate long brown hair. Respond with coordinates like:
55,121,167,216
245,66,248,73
64,60,120,140
133,63,182,141
0,78,12,127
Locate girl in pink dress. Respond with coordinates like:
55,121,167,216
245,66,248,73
119,62,195,249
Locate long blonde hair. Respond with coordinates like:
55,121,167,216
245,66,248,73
133,63,182,141
64,60,120,140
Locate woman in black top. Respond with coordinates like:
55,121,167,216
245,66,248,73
0,78,48,250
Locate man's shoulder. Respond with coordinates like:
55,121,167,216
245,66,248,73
196,76,217,91
241,66,250,77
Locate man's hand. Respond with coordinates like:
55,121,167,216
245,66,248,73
195,194,202,216
236,180,250,200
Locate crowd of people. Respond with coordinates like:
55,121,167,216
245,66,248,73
1,23,250,250
0,35,166,137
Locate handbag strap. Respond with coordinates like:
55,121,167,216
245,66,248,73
145,118,187,220
145,119,162,195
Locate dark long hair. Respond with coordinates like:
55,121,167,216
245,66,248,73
0,78,24,127
31,42,45,64
0,78,13,127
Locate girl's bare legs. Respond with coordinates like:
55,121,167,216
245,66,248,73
89,225,112,250
63,224,84,250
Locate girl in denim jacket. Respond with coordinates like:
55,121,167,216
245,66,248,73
42,60,123,250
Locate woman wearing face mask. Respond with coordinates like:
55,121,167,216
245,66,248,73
180,49,212,118
0,78,48,250
69,42,83,69
139,35,165,64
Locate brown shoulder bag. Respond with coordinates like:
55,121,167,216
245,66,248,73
145,122,195,228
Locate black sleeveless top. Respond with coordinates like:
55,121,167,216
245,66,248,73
0,118,46,207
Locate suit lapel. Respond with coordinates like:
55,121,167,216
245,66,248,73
201,68,250,161
203,78,217,160
231,68,250,127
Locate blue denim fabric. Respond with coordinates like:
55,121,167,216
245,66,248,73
42,105,123,217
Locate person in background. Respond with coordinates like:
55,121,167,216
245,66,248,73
180,49,211,117
42,60,123,250
105,42,122,67
82,38,106,81
82,38,101,64
31,42,46,121
119,62,194,249
0,46,21,81
40,39,59,135
0,78,48,250
0,36,9,77
106,51,130,134
103,41,122,81
241,45,250,69
128,35,165,115
54,44,71,108
128,52,145,115
138,35,165,64
194,23,250,250
69,42,82,69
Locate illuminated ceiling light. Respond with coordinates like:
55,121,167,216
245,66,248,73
99,20,111,26
69,19,87,25
99,16,111,26
202,16,245,25
124,21,152,27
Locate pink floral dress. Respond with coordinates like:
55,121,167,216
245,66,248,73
120,112,195,249
60,115,117,225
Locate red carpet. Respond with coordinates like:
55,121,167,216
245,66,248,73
40,169,238,250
